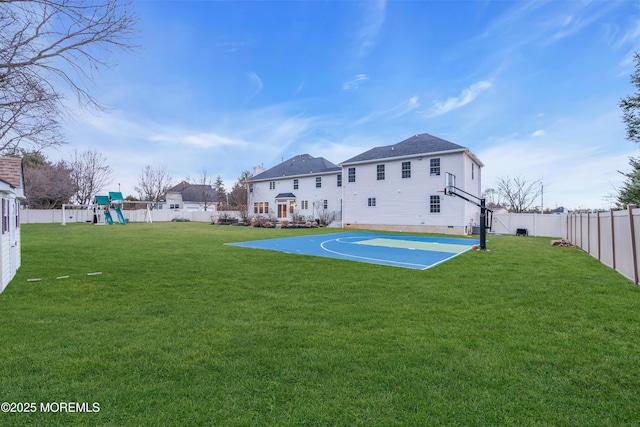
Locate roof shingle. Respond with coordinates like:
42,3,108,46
0,157,23,188
341,133,466,164
251,154,340,181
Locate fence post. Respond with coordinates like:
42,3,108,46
587,212,590,254
610,208,616,270
597,210,601,261
629,205,638,285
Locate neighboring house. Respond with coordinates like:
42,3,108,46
161,181,219,212
0,157,25,294
248,154,342,223
341,133,483,234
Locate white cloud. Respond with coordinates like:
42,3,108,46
353,95,420,126
532,129,545,137
149,132,245,149
354,0,386,59
246,72,264,98
429,80,493,117
343,74,369,90
618,19,640,45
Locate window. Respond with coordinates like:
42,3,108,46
402,161,411,178
323,199,328,209
348,167,356,183
253,202,269,214
269,181,276,190
2,199,7,234
472,163,475,180
368,197,376,207
430,158,440,176
377,164,385,180
316,177,322,188
430,195,440,213
301,200,308,210
249,184,253,193
293,179,299,190
170,203,180,209
337,174,342,187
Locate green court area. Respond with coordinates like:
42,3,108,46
1,222,639,426
354,237,471,253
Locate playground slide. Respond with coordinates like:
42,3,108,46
104,211,114,225
114,207,127,224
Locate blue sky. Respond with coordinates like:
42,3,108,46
55,0,640,210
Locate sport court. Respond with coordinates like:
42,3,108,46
229,232,479,270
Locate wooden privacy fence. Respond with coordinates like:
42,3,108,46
567,205,639,285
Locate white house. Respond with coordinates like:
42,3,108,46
248,154,342,223
340,133,483,235
160,181,220,212
0,157,25,294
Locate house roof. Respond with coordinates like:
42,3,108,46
341,133,467,164
275,193,296,199
167,181,191,193
251,154,341,181
0,157,23,189
167,182,219,203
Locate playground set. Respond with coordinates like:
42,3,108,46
61,192,154,225
95,192,128,224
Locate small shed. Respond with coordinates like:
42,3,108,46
0,157,25,294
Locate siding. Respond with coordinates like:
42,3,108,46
250,172,342,221
342,152,480,233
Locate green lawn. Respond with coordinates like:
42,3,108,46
1,222,640,426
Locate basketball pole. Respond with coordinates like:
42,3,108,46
479,197,487,251
444,187,492,251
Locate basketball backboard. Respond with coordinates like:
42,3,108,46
445,172,456,195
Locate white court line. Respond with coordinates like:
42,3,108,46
319,236,474,270
320,238,430,269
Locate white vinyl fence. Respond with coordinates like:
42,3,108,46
491,212,567,238
567,205,639,286
21,208,242,224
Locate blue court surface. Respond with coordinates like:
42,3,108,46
228,232,479,270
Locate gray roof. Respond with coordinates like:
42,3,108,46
341,133,466,164
275,193,296,199
251,154,341,181
168,182,219,203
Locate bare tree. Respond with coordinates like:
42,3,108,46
69,149,112,204
134,165,173,208
482,187,503,210
196,170,217,212
0,0,138,154
24,159,74,208
496,176,542,213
